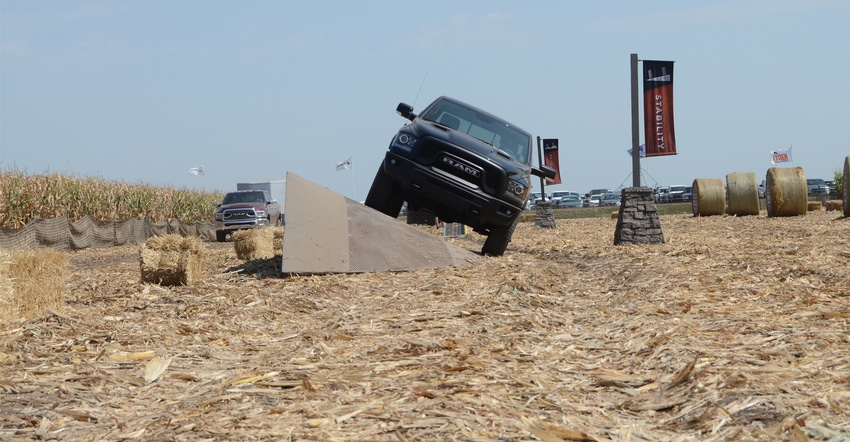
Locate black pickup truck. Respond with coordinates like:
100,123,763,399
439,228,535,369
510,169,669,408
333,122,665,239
365,96,555,256
213,189,282,242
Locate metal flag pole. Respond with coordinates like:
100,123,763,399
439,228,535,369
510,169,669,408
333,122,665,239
536,136,546,200
350,159,356,200
630,53,641,188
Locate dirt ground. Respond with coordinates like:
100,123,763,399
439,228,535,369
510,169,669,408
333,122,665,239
1,210,849,441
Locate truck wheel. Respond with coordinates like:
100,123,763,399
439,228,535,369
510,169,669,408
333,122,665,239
365,164,404,218
481,216,519,256
216,231,227,242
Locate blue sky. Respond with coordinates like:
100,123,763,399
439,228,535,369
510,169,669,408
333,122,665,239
2,1,848,201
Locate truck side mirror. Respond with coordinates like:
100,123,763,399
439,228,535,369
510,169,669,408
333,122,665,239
532,165,557,180
396,103,416,121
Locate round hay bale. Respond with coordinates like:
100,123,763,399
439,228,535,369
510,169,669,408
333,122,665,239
691,178,726,216
765,167,807,217
807,201,823,212
844,156,849,217
725,172,759,216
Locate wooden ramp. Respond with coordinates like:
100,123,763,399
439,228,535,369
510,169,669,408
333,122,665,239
280,172,485,274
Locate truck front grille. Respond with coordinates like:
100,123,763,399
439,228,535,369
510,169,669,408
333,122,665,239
222,209,257,222
418,142,501,194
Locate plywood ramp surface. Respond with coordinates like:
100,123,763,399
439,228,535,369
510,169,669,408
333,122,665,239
281,172,484,274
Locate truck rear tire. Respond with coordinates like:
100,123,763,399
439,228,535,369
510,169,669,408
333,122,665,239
365,164,404,218
481,216,519,256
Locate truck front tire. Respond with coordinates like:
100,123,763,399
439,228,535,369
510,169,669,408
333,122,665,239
216,231,227,242
365,164,404,218
481,216,519,256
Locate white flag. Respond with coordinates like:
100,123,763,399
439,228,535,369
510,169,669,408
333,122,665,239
770,147,792,164
336,157,352,171
188,165,205,176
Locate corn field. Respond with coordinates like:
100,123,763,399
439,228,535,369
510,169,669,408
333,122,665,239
0,169,224,229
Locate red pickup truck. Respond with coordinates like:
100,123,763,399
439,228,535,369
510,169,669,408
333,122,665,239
214,190,282,242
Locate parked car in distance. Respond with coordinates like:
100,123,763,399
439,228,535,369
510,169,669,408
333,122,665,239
758,180,766,199
654,186,670,202
584,188,612,207
807,178,831,196
555,195,583,208
681,186,693,202
586,188,612,198
550,190,578,206
526,192,549,210
599,192,622,207
587,194,603,207
666,185,690,203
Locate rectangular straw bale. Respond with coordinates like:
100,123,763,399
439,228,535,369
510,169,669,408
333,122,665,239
139,235,205,286
807,201,823,211
272,227,284,256
232,228,281,260
0,249,67,324
825,200,843,211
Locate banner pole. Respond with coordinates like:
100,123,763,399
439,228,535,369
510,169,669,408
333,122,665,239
630,53,641,188
536,136,546,200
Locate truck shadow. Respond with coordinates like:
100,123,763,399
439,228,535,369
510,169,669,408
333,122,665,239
225,256,283,279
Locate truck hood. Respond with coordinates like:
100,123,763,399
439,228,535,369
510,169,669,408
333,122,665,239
407,120,533,175
217,202,265,211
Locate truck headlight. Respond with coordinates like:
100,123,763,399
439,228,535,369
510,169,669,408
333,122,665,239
256,210,266,218
392,132,418,150
506,180,527,199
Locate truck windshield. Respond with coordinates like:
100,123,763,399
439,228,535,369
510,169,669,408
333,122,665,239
223,192,263,204
421,98,531,165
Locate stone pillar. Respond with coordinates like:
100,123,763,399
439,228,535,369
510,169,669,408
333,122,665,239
534,201,556,229
614,187,665,245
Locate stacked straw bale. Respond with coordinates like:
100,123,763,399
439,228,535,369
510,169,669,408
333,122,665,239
0,249,67,324
691,178,726,216
765,167,807,217
139,235,205,286
844,155,850,217
725,172,760,216
807,201,823,212
232,227,284,260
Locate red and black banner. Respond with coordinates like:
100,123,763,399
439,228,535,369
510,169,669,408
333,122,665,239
542,138,562,185
643,60,677,157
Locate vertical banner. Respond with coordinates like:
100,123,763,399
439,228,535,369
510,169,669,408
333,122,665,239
643,60,677,156
542,139,562,185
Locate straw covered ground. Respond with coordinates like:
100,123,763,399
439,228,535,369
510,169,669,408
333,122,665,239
1,211,849,441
